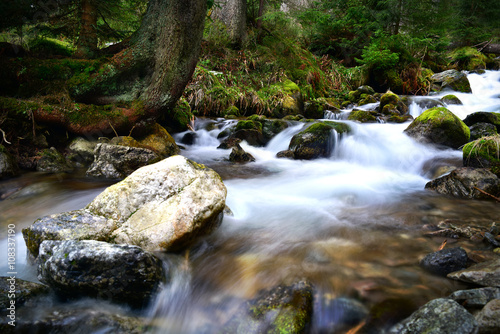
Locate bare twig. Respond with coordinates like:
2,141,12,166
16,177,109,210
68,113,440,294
474,186,500,202
0,128,11,144
108,121,119,137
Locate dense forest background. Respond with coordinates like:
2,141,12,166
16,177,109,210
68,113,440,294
0,0,499,145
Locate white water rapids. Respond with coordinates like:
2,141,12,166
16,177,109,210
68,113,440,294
1,70,499,333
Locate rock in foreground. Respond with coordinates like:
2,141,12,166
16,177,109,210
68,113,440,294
448,257,500,288
425,167,500,200
390,298,478,334
38,240,164,307
24,155,227,254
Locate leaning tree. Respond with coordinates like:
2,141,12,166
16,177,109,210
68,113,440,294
35,0,207,135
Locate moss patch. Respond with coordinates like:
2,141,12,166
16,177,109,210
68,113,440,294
463,135,500,168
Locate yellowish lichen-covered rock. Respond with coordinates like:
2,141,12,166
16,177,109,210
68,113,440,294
87,155,227,251
24,155,227,255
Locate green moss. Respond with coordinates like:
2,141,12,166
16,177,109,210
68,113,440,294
417,107,467,134
347,109,377,123
225,105,240,117
448,47,487,71
236,120,262,131
441,94,462,105
380,91,400,110
463,135,500,166
322,121,351,134
169,96,193,131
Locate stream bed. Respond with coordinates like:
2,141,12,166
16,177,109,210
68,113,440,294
1,70,500,333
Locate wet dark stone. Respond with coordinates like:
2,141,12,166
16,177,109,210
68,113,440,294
229,144,255,163
419,247,468,276
449,287,500,308
180,132,197,145
37,240,165,308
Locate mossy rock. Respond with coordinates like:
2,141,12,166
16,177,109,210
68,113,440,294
316,97,340,110
262,119,289,140
448,47,488,71
359,95,377,106
382,103,398,115
303,100,325,119
348,90,361,103
289,122,349,160
221,281,313,334
225,105,240,117
37,147,72,173
247,114,266,122
463,112,500,133
386,114,413,124
404,107,470,149
137,124,180,158
441,94,462,105
347,110,377,123
463,135,500,168
430,70,472,93
236,120,262,132
379,91,407,114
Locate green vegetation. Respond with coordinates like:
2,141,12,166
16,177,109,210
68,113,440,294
463,135,500,167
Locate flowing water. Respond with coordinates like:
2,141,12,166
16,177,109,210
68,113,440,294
1,71,500,333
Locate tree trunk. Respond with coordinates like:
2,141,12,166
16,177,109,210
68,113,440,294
74,0,98,58
257,0,265,29
212,0,247,48
57,0,207,135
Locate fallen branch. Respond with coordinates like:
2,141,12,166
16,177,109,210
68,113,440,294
0,128,11,144
474,186,500,202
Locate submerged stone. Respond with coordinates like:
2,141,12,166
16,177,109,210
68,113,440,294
221,280,314,334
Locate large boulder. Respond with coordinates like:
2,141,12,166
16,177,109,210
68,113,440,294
221,281,313,333
425,167,500,200
430,69,472,93
37,240,164,307
86,143,160,179
23,156,227,254
404,107,470,149
389,298,478,334
287,121,350,160
463,135,500,168
448,257,500,288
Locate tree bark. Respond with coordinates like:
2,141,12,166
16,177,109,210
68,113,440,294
212,0,247,48
62,0,207,134
74,0,98,58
